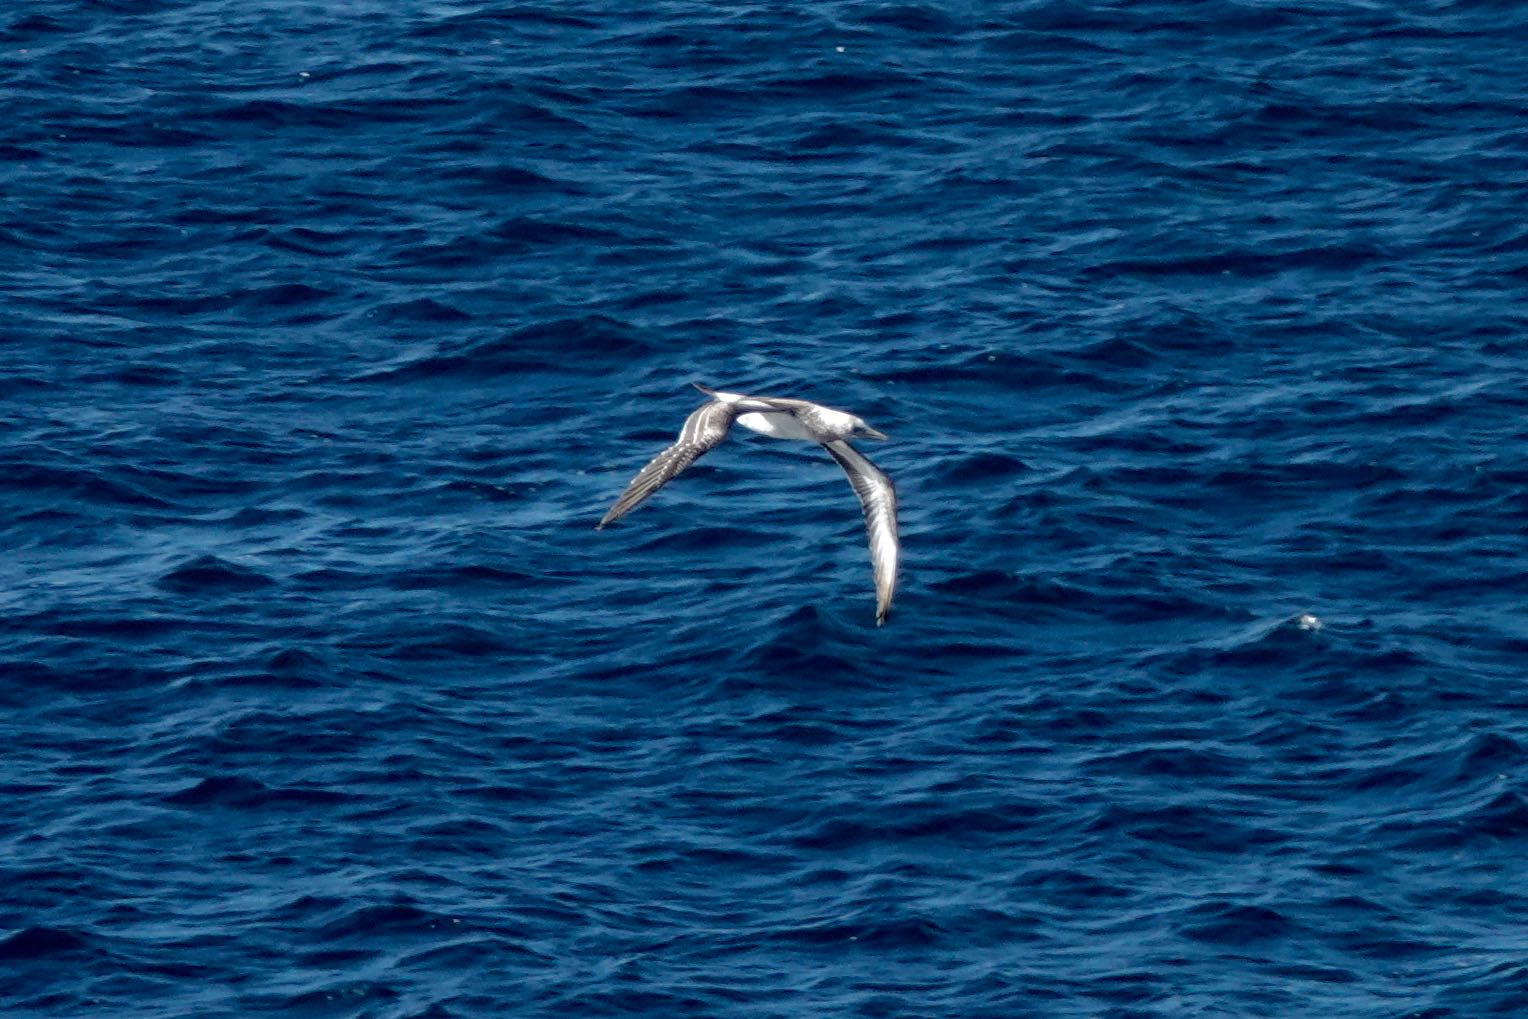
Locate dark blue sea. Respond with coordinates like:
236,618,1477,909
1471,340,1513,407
4,2,1528,1016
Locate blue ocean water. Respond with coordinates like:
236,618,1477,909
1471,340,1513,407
3,1,1527,1015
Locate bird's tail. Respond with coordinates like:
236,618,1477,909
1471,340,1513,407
691,382,717,396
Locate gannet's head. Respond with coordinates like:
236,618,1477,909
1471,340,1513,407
852,417,888,441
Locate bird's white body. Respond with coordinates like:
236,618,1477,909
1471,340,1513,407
735,411,817,440
711,388,860,441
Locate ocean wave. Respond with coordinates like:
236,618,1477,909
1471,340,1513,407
4,0,1525,1015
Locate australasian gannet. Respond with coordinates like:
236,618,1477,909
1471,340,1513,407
598,383,899,625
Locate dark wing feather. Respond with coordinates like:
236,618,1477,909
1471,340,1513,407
822,440,899,625
598,400,737,528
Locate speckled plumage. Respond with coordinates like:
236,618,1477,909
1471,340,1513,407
599,384,899,625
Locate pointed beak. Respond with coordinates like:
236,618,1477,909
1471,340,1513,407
859,425,889,440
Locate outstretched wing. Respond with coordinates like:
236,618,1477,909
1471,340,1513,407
598,400,737,529
822,439,899,625
692,382,803,414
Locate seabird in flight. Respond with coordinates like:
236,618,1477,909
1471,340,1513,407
598,383,899,625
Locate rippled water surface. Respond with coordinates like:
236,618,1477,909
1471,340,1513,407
4,2,1527,1016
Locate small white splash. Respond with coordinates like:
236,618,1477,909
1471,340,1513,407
298,71,311,79
835,45,845,53
1295,613,1322,632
